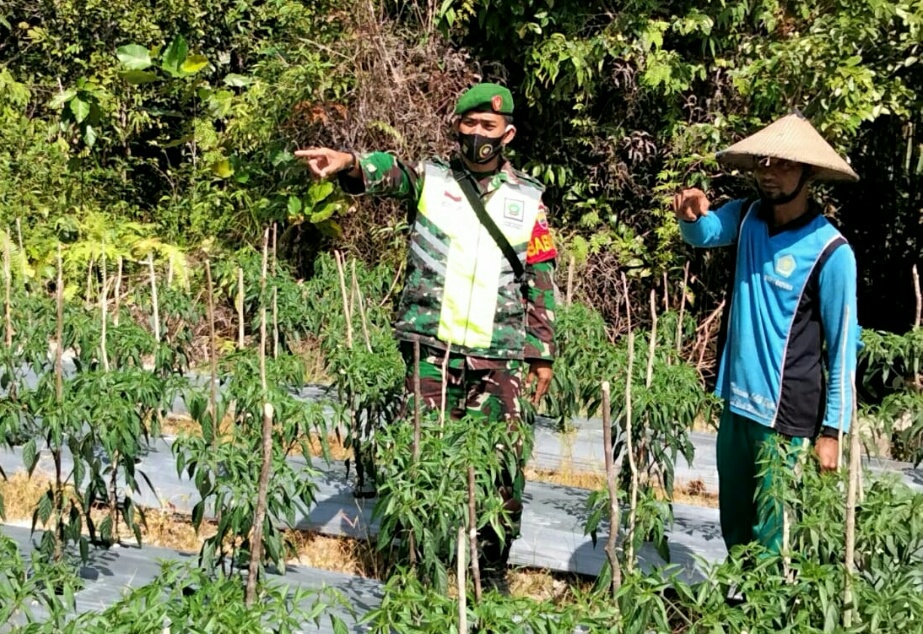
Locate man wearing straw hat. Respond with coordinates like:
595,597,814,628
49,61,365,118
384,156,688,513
673,111,861,557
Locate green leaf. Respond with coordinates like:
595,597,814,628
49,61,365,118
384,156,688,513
69,97,90,123
211,159,233,178
83,124,97,147
116,44,152,70
223,73,253,87
309,181,334,204
181,54,208,74
287,196,302,217
162,34,189,76
120,69,158,84
49,89,77,109
310,202,340,224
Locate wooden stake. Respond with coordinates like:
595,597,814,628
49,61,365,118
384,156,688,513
412,340,422,462
566,255,575,306
147,254,160,343
676,261,690,355
246,228,273,607
439,344,451,429
621,273,633,332
624,331,638,571
844,368,860,627
467,465,482,602
334,251,354,350
113,256,122,327
646,289,657,388
166,254,174,287
836,304,852,470
3,232,11,348
352,260,372,353
15,218,25,287
54,244,64,562
665,271,673,312
601,381,622,596
100,245,109,372
272,223,279,358
457,525,468,632
913,264,921,329
205,259,219,442
55,245,63,402
86,257,93,310
238,266,245,349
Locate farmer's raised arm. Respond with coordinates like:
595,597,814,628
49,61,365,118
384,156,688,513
674,189,747,248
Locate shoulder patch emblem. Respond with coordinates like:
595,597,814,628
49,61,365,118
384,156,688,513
775,254,796,278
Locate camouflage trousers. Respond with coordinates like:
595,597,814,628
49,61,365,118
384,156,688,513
400,342,530,569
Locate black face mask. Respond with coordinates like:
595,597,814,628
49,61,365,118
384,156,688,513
458,132,505,164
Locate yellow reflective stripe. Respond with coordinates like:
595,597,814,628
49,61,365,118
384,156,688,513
417,162,542,349
439,224,500,349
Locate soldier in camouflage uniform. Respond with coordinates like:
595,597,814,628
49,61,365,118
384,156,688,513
296,83,558,576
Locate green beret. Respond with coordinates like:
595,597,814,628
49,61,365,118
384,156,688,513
454,83,514,116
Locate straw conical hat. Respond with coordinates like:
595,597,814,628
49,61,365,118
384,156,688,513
716,111,859,182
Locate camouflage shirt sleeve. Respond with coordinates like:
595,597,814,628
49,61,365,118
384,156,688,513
337,152,423,202
524,260,558,361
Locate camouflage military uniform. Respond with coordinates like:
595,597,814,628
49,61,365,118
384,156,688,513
339,151,558,569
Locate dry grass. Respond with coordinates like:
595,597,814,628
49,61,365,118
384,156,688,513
0,472,49,520
288,530,386,578
160,413,352,461
525,467,719,508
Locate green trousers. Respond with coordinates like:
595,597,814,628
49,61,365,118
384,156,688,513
716,406,810,556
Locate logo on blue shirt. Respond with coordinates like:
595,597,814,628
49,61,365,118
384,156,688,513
775,254,796,278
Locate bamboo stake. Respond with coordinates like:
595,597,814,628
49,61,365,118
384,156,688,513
566,255,575,306
836,303,852,470
413,340,422,462
467,465,482,601
54,245,64,562
334,251,354,350
86,257,93,309
166,254,174,287
272,223,279,358
662,271,669,312
237,266,245,349
113,256,122,327
621,273,633,332
601,381,622,595
409,339,422,567
15,218,25,287
246,228,273,607
205,259,219,442
676,261,690,355
913,264,921,329
147,254,160,343
56,246,63,401
100,245,109,372
457,525,468,633
3,232,11,349
352,260,372,353
439,344,451,428
624,331,638,571
646,290,657,388
844,368,860,627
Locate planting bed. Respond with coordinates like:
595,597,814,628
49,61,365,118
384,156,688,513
1,523,382,633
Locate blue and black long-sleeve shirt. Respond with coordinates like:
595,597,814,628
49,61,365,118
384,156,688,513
681,198,860,438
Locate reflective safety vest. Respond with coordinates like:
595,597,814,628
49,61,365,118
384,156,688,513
394,160,544,359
